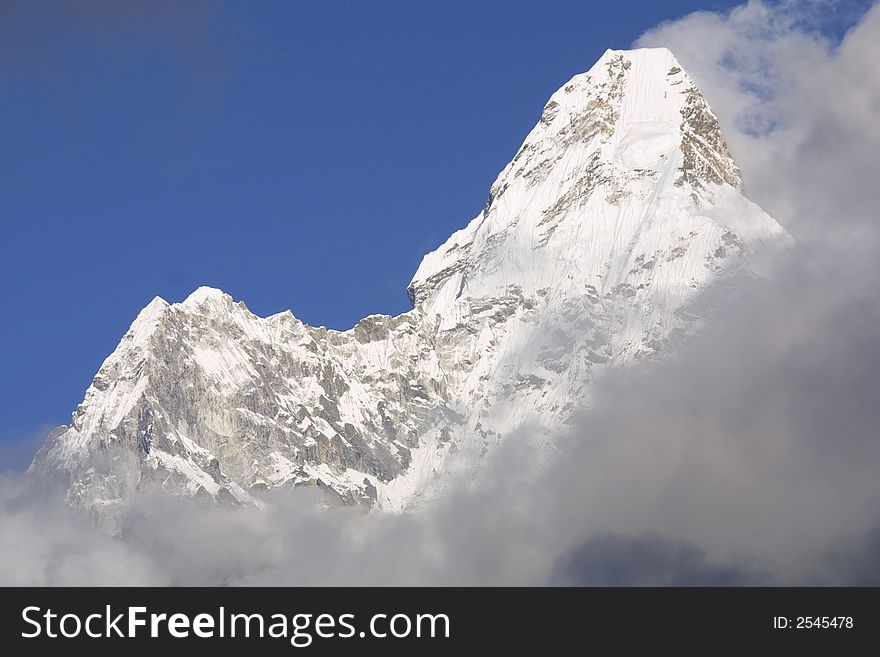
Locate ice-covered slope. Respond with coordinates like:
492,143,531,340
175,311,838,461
31,48,790,519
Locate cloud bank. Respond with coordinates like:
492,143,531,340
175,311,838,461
1,0,879,585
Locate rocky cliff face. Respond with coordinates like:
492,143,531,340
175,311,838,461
31,48,790,522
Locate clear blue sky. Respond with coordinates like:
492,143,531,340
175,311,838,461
0,0,845,448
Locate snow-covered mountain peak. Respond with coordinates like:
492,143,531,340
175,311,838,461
557,47,687,130
408,48,751,325
182,286,231,307
127,296,169,346
32,48,790,519
554,47,739,184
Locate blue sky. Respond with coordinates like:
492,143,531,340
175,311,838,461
0,0,859,448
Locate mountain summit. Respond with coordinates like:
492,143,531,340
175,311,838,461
31,48,789,521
